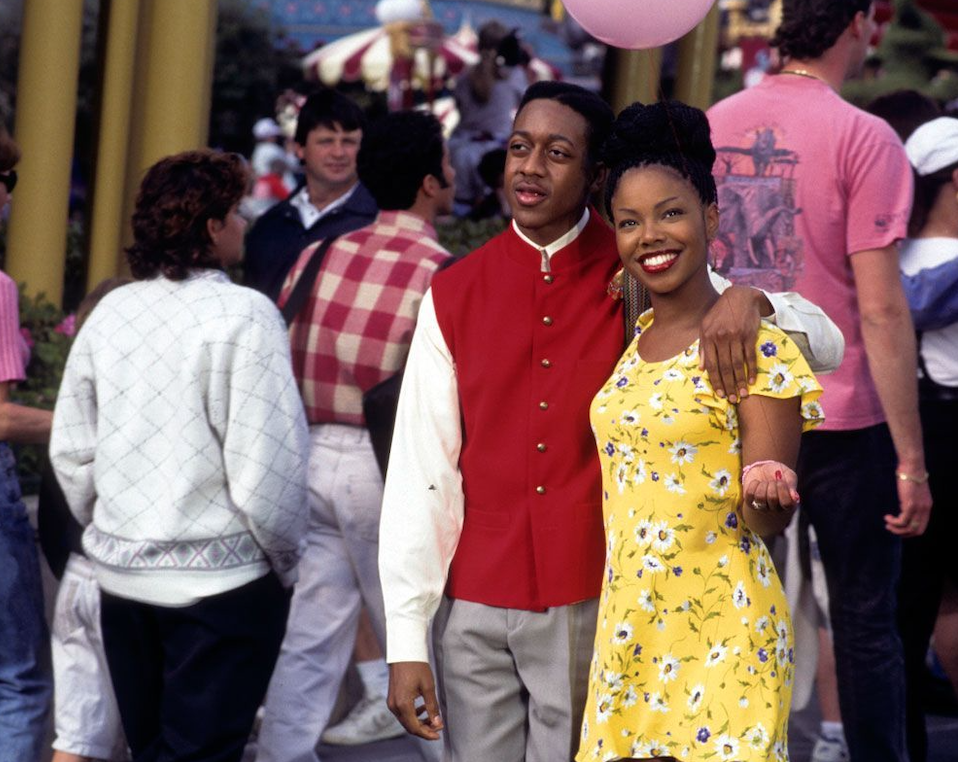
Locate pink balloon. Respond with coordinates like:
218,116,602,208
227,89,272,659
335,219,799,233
563,0,717,49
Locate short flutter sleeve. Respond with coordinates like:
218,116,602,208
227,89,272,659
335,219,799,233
694,322,824,433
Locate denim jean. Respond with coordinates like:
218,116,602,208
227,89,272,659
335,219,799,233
0,442,52,762
798,425,906,762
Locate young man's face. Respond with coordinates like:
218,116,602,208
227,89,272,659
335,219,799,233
297,123,361,192
505,99,597,246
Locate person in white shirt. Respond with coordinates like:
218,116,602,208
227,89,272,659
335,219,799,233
50,150,309,762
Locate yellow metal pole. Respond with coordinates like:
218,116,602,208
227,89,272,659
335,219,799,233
674,4,721,110
119,0,218,268
608,48,663,115
6,0,84,304
86,0,140,290
137,0,217,162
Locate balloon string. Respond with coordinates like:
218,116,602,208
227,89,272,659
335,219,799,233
640,49,791,486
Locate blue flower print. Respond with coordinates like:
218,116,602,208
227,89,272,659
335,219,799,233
605,442,615,456
697,727,711,743
673,566,683,577
740,536,752,555
616,377,629,388
725,512,738,529
760,340,778,357
758,648,768,663
651,471,660,482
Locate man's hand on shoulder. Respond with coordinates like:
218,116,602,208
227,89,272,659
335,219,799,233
699,285,770,402
387,661,444,741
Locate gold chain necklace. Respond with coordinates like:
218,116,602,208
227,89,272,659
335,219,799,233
779,68,822,81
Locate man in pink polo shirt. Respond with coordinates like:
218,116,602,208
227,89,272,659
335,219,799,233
708,2,933,760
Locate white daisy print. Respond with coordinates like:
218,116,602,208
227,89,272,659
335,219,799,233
704,643,728,667
756,556,772,587
669,441,697,464
611,622,634,645
633,458,647,485
649,692,670,713
665,473,686,494
767,362,794,393
642,554,665,574
634,519,654,547
603,670,625,692
748,724,770,751
620,408,641,426
755,616,770,633
715,734,739,760
595,694,614,724
649,392,664,410
732,581,749,609
709,469,733,497
622,684,639,708
687,684,705,712
658,654,680,683
615,463,629,494
651,521,675,553
638,588,655,613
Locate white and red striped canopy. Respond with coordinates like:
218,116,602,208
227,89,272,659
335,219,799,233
302,25,478,92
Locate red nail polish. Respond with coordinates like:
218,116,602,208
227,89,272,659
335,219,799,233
775,470,782,480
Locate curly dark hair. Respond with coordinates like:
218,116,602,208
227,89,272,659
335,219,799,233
357,110,447,211
602,100,717,219
516,81,615,171
0,126,21,172
771,0,872,61
126,150,248,281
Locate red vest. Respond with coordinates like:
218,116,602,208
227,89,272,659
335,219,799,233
431,212,624,610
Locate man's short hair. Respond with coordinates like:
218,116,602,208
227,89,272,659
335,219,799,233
515,81,614,170
294,88,365,146
357,110,446,211
771,0,873,61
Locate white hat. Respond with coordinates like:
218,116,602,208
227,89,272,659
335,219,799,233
252,117,283,141
905,116,958,176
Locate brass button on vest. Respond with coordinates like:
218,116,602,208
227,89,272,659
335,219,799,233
535,485,546,495
541,359,551,368
542,316,553,326
543,274,554,284
536,443,547,452
539,401,549,410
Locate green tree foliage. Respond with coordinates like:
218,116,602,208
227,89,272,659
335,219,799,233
209,0,304,155
843,0,958,107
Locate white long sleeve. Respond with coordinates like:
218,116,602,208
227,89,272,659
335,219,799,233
379,289,464,663
708,269,845,374
50,272,309,605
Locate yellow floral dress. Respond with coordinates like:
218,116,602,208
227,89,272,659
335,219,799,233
576,314,823,762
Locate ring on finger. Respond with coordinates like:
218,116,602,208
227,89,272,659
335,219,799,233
751,500,766,511
909,520,920,530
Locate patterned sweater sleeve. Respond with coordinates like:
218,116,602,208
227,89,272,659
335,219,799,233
214,296,310,586
50,327,98,526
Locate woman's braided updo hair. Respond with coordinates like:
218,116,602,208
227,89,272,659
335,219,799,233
603,100,717,220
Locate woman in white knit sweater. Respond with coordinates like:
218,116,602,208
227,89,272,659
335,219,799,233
50,150,309,762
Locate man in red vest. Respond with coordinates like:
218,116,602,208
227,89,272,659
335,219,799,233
379,81,844,761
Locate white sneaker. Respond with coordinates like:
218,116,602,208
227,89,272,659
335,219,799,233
810,734,849,762
320,695,405,745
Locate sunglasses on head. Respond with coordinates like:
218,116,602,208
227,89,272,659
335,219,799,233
0,170,16,193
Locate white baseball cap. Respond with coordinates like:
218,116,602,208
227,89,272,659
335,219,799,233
905,116,958,176
252,117,283,141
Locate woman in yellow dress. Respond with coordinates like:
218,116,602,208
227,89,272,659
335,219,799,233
576,101,824,762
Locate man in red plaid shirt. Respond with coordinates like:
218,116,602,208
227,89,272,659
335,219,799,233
255,110,454,762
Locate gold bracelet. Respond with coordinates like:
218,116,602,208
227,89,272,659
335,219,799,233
896,470,929,484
